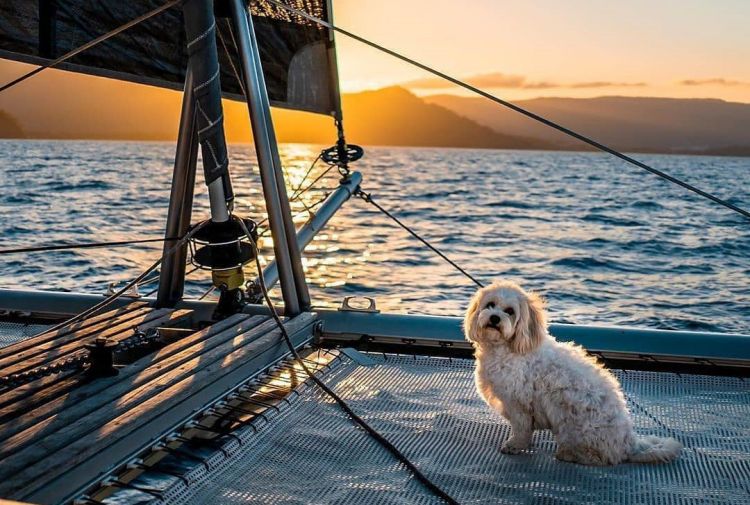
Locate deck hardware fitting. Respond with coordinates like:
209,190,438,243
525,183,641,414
314,321,325,339
188,216,259,319
166,435,190,444
106,282,141,298
125,459,144,470
84,337,119,377
339,296,379,313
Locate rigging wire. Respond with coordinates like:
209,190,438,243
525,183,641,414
290,152,323,198
136,271,166,289
217,18,247,97
0,237,176,256
265,0,750,222
2,239,197,293
0,0,182,94
27,223,206,340
352,191,677,450
238,220,460,505
257,191,332,237
295,189,330,217
255,155,340,232
290,163,335,201
140,265,201,297
356,189,485,288
353,191,678,429
198,284,217,300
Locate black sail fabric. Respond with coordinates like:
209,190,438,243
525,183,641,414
0,0,341,117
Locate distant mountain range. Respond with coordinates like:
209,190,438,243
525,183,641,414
425,93,750,156
1,77,748,156
277,86,551,150
0,81,551,150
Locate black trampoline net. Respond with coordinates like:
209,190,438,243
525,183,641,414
100,350,750,505
0,0,340,116
0,321,52,348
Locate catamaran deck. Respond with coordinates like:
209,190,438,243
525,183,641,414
0,304,317,505
1,301,749,504
87,350,750,505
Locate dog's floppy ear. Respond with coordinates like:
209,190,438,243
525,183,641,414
512,291,547,354
463,289,482,341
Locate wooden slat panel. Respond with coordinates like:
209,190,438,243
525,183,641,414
0,309,193,418
0,313,256,444
3,314,316,501
0,307,154,369
0,316,273,462
0,302,146,360
0,369,80,412
0,309,173,379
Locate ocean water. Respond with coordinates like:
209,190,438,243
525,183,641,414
0,140,748,333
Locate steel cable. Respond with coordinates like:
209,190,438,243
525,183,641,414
290,152,323,198
290,163,335,202
265,0,750,222
238,219,460,505
356,189,485,288
26,222,206,340
0,237,175,256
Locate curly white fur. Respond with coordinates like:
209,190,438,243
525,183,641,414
464,280,682,465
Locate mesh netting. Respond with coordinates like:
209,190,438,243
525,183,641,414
111,352,750,505
0,321,51,348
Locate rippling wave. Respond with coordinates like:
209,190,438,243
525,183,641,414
1,140,748,333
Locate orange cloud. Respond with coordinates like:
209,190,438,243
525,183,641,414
403,72,646,90
680,78,750,86
568,81,646,89
404,72,526,89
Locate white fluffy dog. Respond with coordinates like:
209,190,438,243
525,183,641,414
464,280,682,465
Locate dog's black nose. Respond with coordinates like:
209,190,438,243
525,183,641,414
489,314,501,326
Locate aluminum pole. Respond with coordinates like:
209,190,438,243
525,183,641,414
241,9,312,311
261,172,361,290
156,68,199,307
228,0,300,314
207,178,230,222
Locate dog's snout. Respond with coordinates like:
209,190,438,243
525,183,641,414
489,314,501,326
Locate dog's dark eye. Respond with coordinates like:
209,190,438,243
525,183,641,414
485,302,495,309
504,307,515,316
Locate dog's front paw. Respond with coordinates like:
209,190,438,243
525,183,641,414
501,439,527,454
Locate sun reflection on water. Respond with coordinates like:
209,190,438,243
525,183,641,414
0,140,748,332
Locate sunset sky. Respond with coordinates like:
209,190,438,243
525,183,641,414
0,0,749,107
333,0,750,102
